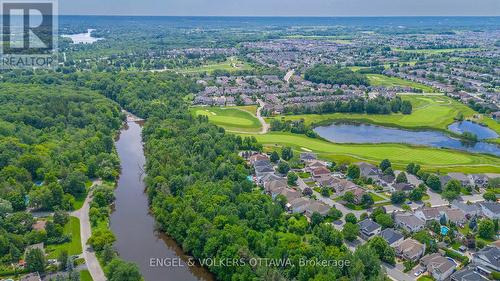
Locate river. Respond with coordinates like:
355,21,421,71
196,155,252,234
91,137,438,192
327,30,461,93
110,119,214,281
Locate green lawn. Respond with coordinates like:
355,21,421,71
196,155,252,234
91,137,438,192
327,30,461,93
80,269,93,281
46,217,82,258
367,74,436,92
370,192,386,202
417,276,435,281
174,57,252,74
72,192,87,210
191,106,262,133
247,132,500,173
267,95,479,132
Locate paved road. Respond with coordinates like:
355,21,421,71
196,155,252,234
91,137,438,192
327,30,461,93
71,184,106,281
383,263,414,281
284,69,295,83
256,99,270,134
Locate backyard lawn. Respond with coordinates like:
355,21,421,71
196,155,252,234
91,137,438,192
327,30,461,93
46,217,82,258
367,74,436,92
80,270,93,281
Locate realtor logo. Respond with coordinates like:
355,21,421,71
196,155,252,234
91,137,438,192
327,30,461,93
1,0,57,68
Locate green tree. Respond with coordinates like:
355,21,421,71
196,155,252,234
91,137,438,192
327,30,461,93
270,151,280,163
347,164,360,179
328,208,343,221
0,198,13,217
320,187,330,197
281,147,293,161
343,191,355,204
478,219,495,240
375,213,394,229
361,193,374,208
426,174,442,192
409,188,424,202
483,192,496,201
342,222,359,242
345,213,357,224
287,172,298,186
391,191,406,205
314,224,343,247
277,162,290,175
396,172,408,183
88,229,116,252
369,236,395,265
106,259,142,281
379,159,391,172
26,248,46,273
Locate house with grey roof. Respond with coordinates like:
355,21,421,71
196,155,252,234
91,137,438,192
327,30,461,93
415,207,442,224
394,213,425,233
420,253,456,281
379,228,404,247
479,202,500,219
473,246,500,276
304,201,331,217
452,200,481,217
451,266,489,281
443,208,466,226
448,172,472,187
395,238,426,262
357,219,381,240
300,152,317,163
287,197,313,214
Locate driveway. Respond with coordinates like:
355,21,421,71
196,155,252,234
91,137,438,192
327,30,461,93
71,188,106,281
383,263,414,281
256,99,270,134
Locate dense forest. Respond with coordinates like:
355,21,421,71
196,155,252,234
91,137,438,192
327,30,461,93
304,65,370,86
0,82,122,265
283,96,412,115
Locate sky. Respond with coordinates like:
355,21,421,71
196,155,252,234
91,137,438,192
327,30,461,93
59,0,500,16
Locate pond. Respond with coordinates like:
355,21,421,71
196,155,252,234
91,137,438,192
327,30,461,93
110,118,214,281
314,123,500,156
62,29,103,44
448,120,499,140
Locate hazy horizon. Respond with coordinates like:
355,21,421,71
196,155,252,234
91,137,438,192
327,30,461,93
58,0,500,17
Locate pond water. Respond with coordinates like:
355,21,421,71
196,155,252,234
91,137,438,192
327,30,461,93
314,123,500,156
110,119,214,281
448,120,499,140
62,29,103,44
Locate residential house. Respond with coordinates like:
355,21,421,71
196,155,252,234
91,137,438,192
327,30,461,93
312,166,331,178
357,162,379,178
415,207,442,224
300,152,317,163
451,266,489,281
395,238,426,262
24,243,44,256
392,182,414,193
264,180,288,199
332,179,358,195
469,174,489,188
352,187,366,204
448,172,472,187
288,197,313,214
473,246,500,276
439,175,452,187
316,175,336,188
304,201,331,217
379,228,404,247
358,219,382,240
260,173,284,186
420,253,456,281
443,208,466,226
306,160,327,172
277,188,302,202
394,213,425,233
249,153,269,165
32,220,46,231
452,200,482,217
479,202,500,219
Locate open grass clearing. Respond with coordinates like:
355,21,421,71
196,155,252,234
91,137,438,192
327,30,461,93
393,48,482,54
191,106,262,133
367,74,436,93
46,216,82,258
174,57,252,74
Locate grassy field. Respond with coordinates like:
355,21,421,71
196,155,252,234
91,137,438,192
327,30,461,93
46,217,82,258
367,74,436,92
80,270,93,281
190,106,262,133
174,57,252,74
250,132,500,173
268,95,480,132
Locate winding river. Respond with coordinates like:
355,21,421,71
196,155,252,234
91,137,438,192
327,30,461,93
314,122,500,156
110,118,214,281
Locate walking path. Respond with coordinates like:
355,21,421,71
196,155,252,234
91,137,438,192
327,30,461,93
256,99,270,134
70,181,106,281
